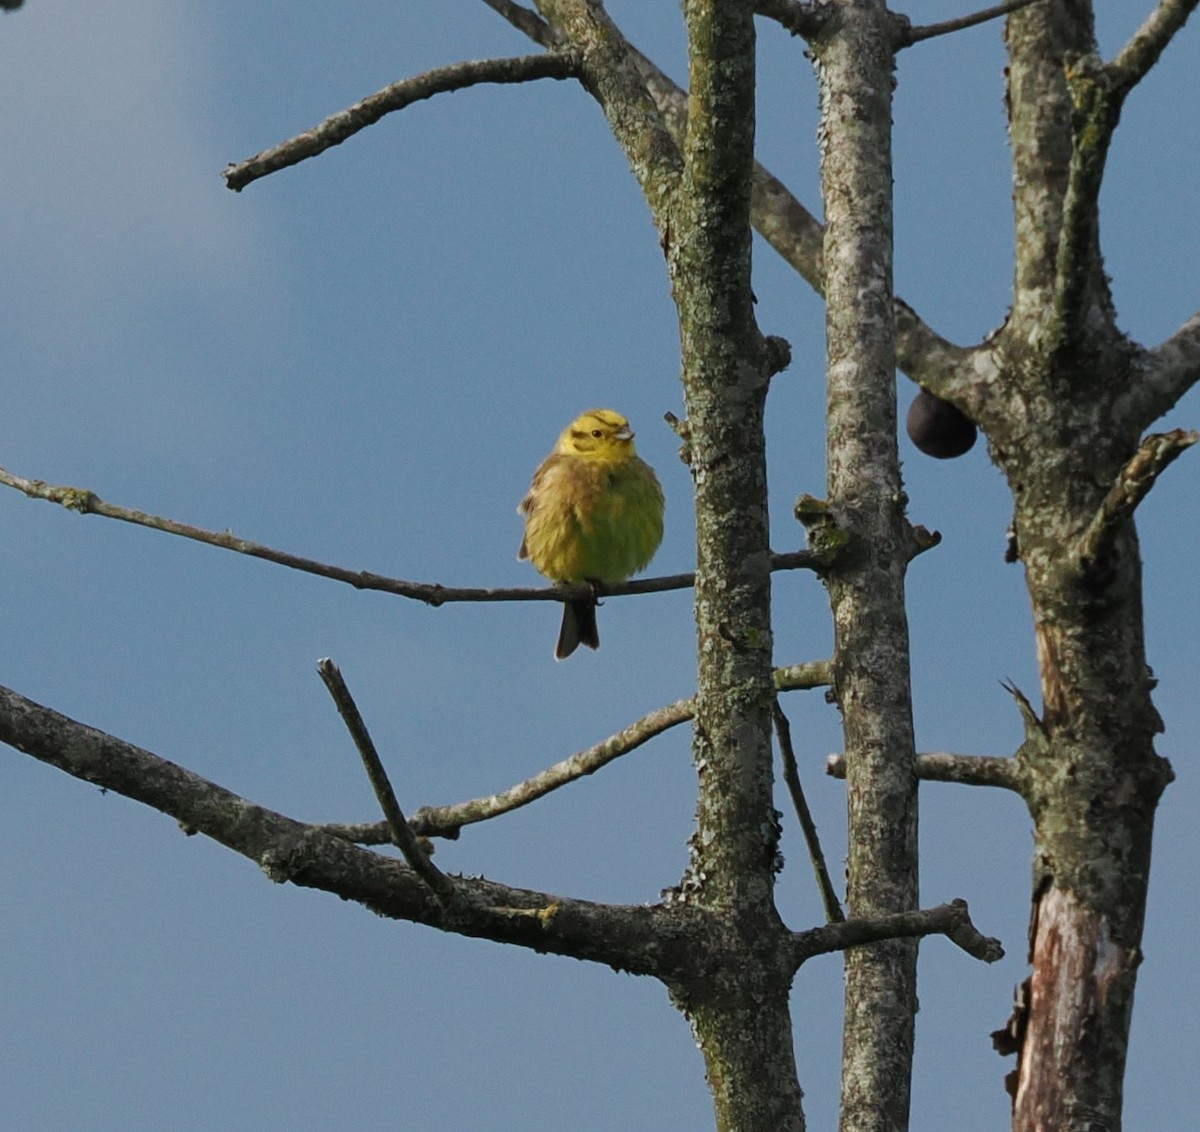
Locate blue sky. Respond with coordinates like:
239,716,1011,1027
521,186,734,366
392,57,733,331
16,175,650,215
1,3,1196,1129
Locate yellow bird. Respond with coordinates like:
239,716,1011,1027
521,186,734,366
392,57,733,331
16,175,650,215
519,409,664,659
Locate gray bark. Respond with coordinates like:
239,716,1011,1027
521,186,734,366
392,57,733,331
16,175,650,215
810,4,920,1130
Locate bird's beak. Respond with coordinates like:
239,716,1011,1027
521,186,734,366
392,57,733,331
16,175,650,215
616,427,634,441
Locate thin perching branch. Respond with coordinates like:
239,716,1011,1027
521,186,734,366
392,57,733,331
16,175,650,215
773,702,845,923
0,463,818,607
224,53,578,191
317,659,456,901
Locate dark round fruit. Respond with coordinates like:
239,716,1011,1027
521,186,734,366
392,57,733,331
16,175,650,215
906,390,977,459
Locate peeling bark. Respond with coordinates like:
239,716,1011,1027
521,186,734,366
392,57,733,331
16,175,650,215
1015,886,1145,1130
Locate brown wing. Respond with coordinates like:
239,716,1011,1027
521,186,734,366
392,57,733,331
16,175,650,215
517,453,614,579
518,452,571,560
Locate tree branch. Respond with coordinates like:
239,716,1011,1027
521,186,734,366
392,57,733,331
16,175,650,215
1050,52,1121,352
407,695,695,838
481,0,561,48
620,37,980,401
317,659,455,900
532,0,683,231
1076,428,1198,569
753,0,826,38
1107,0,1199,97
775,660,835,693
790,899,1004,966
323,661,833,845
826,750,1025,792
897,0,1043,49
223,53,579,191
892,299,985,408
0,462,819,606
1120,309,1200,429
473,0,982,410
773,702,845,922
1038,1,1197,355
0,681,697,972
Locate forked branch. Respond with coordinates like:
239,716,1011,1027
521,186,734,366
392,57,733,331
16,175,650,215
1050,1,1196,346
321,661,834,844
0,681,689,971
755,0,1044,52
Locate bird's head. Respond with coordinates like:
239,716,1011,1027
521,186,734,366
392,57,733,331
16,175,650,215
556,408,637,462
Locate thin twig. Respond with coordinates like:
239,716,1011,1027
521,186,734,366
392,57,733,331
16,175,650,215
826,750,1024,792
316,658,456,901
0,463,819,606
791,899,1004,967
1108,0,1199,96
480,0,560,48
413,696,695,836
773,702,844,922
320,661,836,844
897,0,1043,48
1076,429,1198,569
224,53,578,191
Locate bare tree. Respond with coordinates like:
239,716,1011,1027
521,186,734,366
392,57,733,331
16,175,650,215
2,1,1197,1129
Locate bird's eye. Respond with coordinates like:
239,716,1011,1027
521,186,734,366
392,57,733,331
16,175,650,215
591,429,603,438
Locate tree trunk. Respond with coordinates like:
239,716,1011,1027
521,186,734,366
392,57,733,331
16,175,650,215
670,2,805,1127
996,3,1178,1124
812,4,921,1130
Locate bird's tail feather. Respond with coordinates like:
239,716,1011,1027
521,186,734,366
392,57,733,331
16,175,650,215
556,599,600,660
